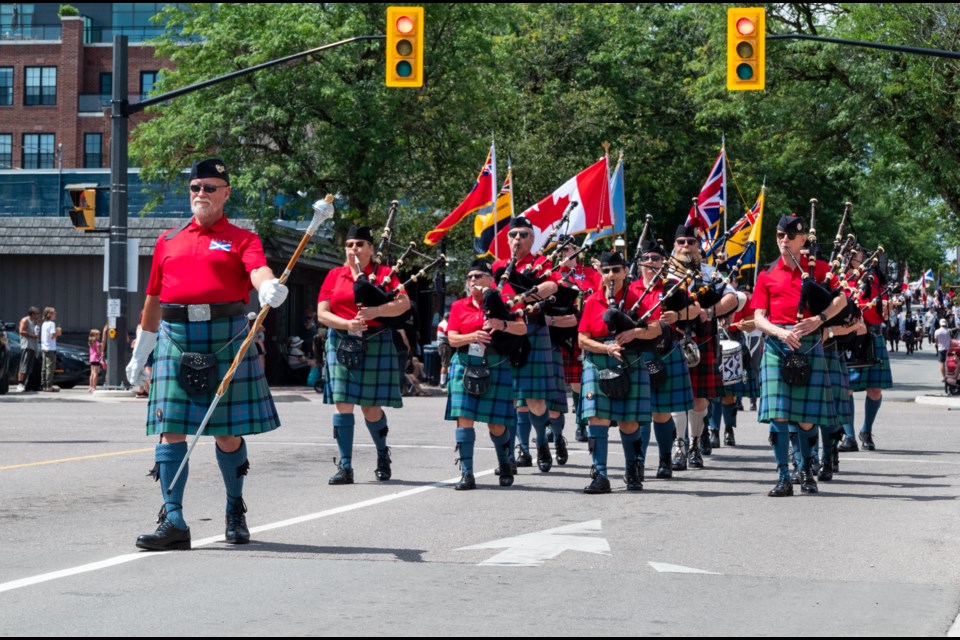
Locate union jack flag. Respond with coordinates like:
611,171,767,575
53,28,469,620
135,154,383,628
685,147,726,252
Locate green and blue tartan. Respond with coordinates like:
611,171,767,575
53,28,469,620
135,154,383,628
581,348,651,423
849,329,893,391
512,323,557,402
824,346,852,426
758,332,832,425
642,344,693,414
445,349,517,427
146,315,280,436
323,328,403,408
547,346,569,414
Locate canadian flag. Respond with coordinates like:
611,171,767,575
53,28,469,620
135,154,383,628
494,157,611,252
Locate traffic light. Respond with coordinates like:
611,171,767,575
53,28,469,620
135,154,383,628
67,186,96,231
727,7,765,91
385,6,424,88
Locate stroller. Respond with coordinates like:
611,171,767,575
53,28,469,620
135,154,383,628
944,334,960,396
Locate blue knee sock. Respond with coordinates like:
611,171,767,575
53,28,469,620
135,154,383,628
654,419,674,460
638,423,651,464
506,420,517,462
620,427,643,466
770,421,790,480
333,413,355,469
455,427,476,475
708,399,722,430
861,396,882,435
365,415,389,453
490,429,511,464
551,412,566,441
798,427,818,465
587,425,609,477
516,410,532,453
156,442,188,529
721,403,737,429
820,424,839,460
530,411,550,448
572,390,585,427
215,438,248,512
842,396,856,438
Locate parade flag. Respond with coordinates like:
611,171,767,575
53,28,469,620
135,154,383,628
685,147,726,252
492,157,610,253
475,167,513,258
721,189,763,274
902,263,909,293
584,154,626,246
424,147,494,246
910,269,934,289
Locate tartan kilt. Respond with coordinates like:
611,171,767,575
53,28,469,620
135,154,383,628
581,349,651,423
688,332,723,400
758,333,832,425
323,328,403,409
548,346,569,413
849,330,894,391
561,344,583,384
146,316,279,436
743,358,762,398
642,344,694,414
824,347,852,426
445,350,516,427
512,323,557,402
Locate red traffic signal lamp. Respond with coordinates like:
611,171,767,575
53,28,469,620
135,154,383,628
727,7,765,90
67,185,97,231
385,6,424,88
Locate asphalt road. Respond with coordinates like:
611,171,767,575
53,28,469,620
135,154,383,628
1,347,958,636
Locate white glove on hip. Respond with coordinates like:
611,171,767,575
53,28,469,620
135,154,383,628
125,327,158,388
258,278,288,308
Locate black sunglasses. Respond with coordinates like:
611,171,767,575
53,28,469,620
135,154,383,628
601,267,624,275
466,273,489,280
675,238,697,246
508,230,531,239
190,184,227,194
641,254,663,262
776,231,798,241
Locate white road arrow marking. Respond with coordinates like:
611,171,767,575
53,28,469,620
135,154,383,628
457,519,611,567
649,562,721,575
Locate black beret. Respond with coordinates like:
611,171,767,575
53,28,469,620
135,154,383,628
641,239,666,256
189,158,229,185
510,216,533,229
675,224,697,239
467,259,493,275
599,251,628,267
777,215,805,234
557,234,576,246
346,225,374,243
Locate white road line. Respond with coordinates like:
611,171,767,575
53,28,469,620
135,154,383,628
0,468,494,595
649,562,721,575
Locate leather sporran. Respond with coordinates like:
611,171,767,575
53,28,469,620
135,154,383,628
598,366,630,399
178,352,218,395
645,357,667,389
336,335,365,369
463,364,492,397
782,352,811,386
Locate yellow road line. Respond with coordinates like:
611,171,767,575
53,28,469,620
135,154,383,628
0,447,158,471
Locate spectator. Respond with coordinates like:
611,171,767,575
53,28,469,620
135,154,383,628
437,312,451,389
40,307,61,392
16,306,40,392
88,329,103,393
935,319,953,380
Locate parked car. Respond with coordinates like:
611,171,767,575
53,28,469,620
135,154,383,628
0,322,11,394
2,329,92,392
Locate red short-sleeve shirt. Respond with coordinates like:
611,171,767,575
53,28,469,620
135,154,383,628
752,255,832,324
146,216,267,304
578,286,639,338
849,271,885,325
318,263,399,328
448,296,486,335
628,277,666,321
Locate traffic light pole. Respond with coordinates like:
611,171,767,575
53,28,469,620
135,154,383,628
768,33,960,60
107,34,384,389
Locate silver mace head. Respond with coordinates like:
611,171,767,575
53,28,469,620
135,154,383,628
308,194,336,235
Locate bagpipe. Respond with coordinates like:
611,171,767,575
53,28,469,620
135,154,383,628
475,245,532,365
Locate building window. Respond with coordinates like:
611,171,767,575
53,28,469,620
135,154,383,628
99,72,112,97
84,133,103,168
112,3,166,42
0,67,12,106
22,133,54,169
24,66,56,106
1,3,35,38
140,70,159,98
0,134,11,169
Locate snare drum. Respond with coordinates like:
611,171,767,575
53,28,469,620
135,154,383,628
720,339,746,385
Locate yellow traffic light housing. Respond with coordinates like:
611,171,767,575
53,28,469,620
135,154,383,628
727,7,765,91
67,186,96,231
385,6,424,88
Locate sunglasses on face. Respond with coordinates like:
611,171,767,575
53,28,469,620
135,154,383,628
601,267,624,275
190,184,227,194
641,254,663,262
675,238,697,246
466,273,489,280
776,231,798,241
508,231,531,239
345,241,368,249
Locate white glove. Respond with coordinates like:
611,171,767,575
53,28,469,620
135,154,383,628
125,327,158,388
258,278,288,308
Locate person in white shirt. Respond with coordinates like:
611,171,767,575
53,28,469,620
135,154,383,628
935,319,953,380
39,306,60,392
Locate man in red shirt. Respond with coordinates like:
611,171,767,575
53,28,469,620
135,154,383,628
752,214,847,496
126,158,288,551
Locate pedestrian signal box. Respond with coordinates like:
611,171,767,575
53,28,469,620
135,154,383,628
67,186,97,231
727,7,766,90
385,6,424,88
